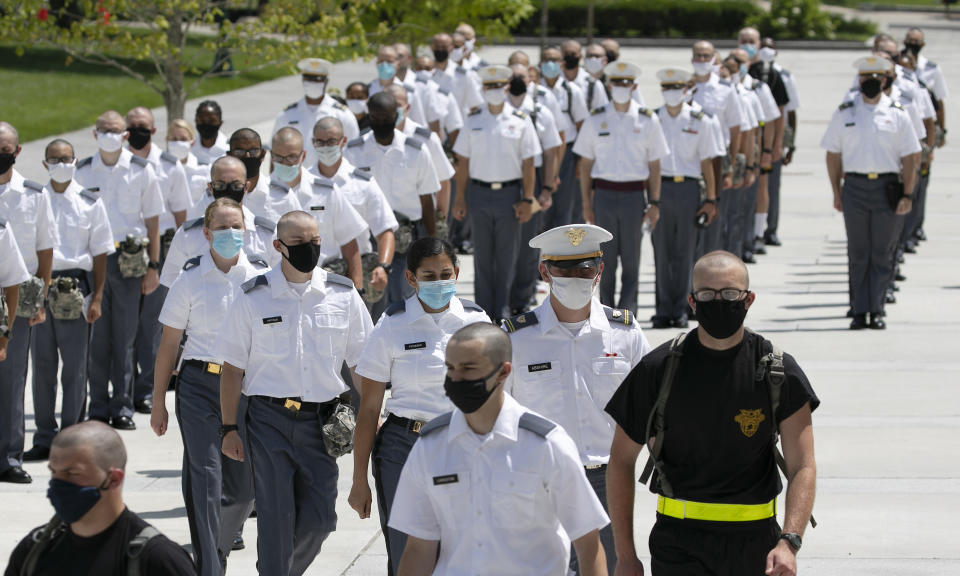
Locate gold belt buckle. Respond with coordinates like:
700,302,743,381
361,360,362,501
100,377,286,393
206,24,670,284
283,399,302,412
411,421,423,434
491,182,503,190
673,176,684,183
206,363,222,375
867,172,879,180
584,464,604,470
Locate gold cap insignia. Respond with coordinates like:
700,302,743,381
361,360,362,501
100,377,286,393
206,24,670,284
734,409,766,438
666,70,675,78
617,63,626,72
311,61,319,70
601,122,607,129
867,57,876,66
566,227,586,247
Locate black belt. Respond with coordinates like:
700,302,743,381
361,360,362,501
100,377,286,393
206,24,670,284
182,359,222,375
386,413,428,434
254,395,339,416
594,179,646,192
844,172,897,180
470,178,521,190
662,176,699,183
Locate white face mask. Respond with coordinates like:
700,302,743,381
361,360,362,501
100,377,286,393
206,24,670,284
692,61,713,76
550,276,597,310
484,88,506,106
663,89,686,107
97,131,125,153
303,80,326,100
464,38,475,53
611,85,633,104
48,161,77,184
584,57,604,75
346,99,368,115
315,145,342,167
451,47,464,63
758,47,777,63
166,140,192,161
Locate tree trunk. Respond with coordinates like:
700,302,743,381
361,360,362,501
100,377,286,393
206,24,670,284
162,17,187,121
163,75,187,121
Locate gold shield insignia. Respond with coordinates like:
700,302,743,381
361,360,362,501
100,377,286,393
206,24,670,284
565,227,586,247
734,409,765,438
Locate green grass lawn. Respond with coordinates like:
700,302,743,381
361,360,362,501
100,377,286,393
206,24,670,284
1,35,306,142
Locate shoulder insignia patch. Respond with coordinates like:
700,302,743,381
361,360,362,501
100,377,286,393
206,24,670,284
692,110,705,120
420,412,452,436
438,87,451,96
468,107,482,116
241,274,269,293
0,218,5,228
512,109,527,119
184,217,204,231
23,179,43,193
284,101,299,111
459,299,484,313
79,189,99,204
404,84,414,93
404,137,423,150
332,101,347,111
518,412,557,438
160,151,178,165
385,300,406,317
839,101,854,110
719,78,731,87
503,311,538,333
351,169,372,181
325,272,354,289
183,256,201,271
254,215,276,233
925,60,937,70
604,306,634,326
78,156,93,169
891,101,905,111
638,107,653,117
130,155,148,168
347,137,364,149
247,254,269,268
414,126,431,139
591,106,606,116
456,67,467,75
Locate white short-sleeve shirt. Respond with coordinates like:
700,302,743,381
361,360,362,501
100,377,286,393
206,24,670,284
0,170,58,274
244,177,302,223
453,104,542,181
541,77,589,142
141,145,193,231
293,174,368,264
692,74,745,147
0,222,30,289
917,56,948,102
658,104,726,178
272,96,361,169
74,149,165,242
573,101,670,182
820,93,922,173
403,121,456,182
46,180,115,272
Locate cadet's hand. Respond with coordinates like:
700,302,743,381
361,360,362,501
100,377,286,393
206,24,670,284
348,480,373,519
744,170,757,189
760,152,773,170
896,196,913,216
28,307,46,327
697,201,718,226
0,339,7,363
538,188,553,211
87,297,102,324
833,195,843,213
721,174,733,190
142,269,159,295
370,267,388,291
151,403,168,436
583,203,596,225
643,205,660,231
513,200,533,223
614,556,644,576
452,199,467,222
765,540,797,576
221,431,244,461
772,146,783,163
783,148,795,166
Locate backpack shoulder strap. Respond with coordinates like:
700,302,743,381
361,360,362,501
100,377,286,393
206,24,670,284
638,331,689,497
127,525,163,576
21,516,66,576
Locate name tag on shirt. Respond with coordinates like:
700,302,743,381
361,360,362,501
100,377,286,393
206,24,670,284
844,122,856,127
433,474,459,486
262,316,283,325
682,128,698,134
310,206,325,211
404,342,427,350
528,362,552,372
598,132,610,137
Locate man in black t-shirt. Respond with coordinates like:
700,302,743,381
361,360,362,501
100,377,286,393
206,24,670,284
4,422,194,576
605,251,818,576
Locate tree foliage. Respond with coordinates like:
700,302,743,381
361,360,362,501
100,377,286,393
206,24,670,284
363,0,535,48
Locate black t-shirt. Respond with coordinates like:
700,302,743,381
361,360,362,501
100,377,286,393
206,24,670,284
749,61,790,108
4,508,195,576
605,329,819,506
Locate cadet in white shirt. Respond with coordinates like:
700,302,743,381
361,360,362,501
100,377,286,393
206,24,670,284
349,238,489,575
653,70,725,329
230,128,301,223
905,28,948,148
561,39,610,112
26,139,114,464
309,117,398,319
192,100,229,166
368,45,429,130
151,199,265,576
273,58,360,169
574,61,669,315
1,220,30,366
166,119,211,204
430,33,484,125
74,110,164,430
761,37,800,247
161,156,279,288
413,56,465,144
218,211,372,576
390,323,610,576
503,224,650,575
343,91,440,306
821,56,921,330
453,65,541,321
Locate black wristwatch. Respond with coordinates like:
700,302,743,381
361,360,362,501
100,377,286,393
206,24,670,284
542,185,555,193
779,532,802,552
703,198,717,205
518,197,534,204
0,327,10,340
378,262,392,274
762,148,773,154
648,200,660,207
147,260,160,270
219,424,239,439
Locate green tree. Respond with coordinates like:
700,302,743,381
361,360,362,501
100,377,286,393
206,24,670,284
747,0,836,39
0,0,385,119
363,0,535,47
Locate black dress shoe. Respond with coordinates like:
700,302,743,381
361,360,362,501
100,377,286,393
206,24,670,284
846,308,854,318
904,241,917,254
23,445,50,462
232,536,245,551
869,314,886,330
764,233,782,246
135,399,153,414
895,271,907,282
850,314,868,330
742,252,756,264
914,228,927,242
0,466,33,484
111,416,137,430
651,317,672,329
753,238,767,255
896,253,905,264
885,290,897,305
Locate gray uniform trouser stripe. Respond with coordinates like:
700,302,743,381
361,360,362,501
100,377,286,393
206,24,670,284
446,176,472,247
720,185,744,258
595,186,646,314
247,396,338,576
0,316,31,471
697,185,725,259
511,169,544,311
134,284,167,404
467,182,522,320
569,466,616,576
372,419,420,576
88,253,141,420
842,175,902,315
901,174,926,245
31,303,90,449
545,144,579,228
766,159,784,236
175,363,253,576
652,180,699,320
741,179,759,254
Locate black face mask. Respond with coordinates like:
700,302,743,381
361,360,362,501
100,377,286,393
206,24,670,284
903,43,922,57
0,152,15,176
211,181,246,204
433,49,449,63
605,50,618,63
369,117,396,140
443,364,503,414
237,155,263,180
695,297,749,339
196,123,221,141
280,240,322,273
126,126,152,150
508,76,528,97
861,77,883,98
563,54,580,70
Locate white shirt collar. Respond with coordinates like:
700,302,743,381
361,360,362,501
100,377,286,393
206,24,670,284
447,393,523,444
536,296,609,335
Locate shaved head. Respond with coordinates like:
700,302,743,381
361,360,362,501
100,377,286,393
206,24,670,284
693,40,715,57
272,126,303,149
0,122,20,146
125,106,155,129
45,138,74,158
738,27,760,43
52,421,127,472
229,128,261,148
508,50,530,66
384,83,408,108
449,323,512,367
96,110,125,132
693,251,749,291
211,154,246,182
276,210,318,242
314,116,344,140
456,23,476,40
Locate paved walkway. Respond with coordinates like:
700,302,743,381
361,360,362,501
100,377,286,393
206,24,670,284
4,29,960,575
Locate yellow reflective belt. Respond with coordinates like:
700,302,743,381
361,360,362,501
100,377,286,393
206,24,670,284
657,496,776,522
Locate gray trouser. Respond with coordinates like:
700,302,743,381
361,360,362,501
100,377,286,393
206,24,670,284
570,465,616,576
31,270,91,449
766,159,784,236
246,395,339,576
720,185,744,258
901,172,927,245
842,175,902,315
0,315,31,472
88,253,142,420
134,284,167,404
175,362,254,576
653,180,699,320
447,176,472,248
741,179,759,255
511,169,544,312
916,167,929,232
466,181,522,320
372,417,421,576
387,220,422,306
545,143,579,228
595,186,646,314
697,187,725,259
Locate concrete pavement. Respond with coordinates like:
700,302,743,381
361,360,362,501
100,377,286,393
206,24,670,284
4,29,960,575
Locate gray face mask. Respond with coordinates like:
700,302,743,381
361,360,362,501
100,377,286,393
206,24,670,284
314,145,342,166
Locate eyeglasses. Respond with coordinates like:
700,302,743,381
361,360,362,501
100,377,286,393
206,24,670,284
45,156,75,164
313,138,341,147
302,75,327,83
272,153,302,165
229,148,262,158
211,181,245,195
691,288,750,302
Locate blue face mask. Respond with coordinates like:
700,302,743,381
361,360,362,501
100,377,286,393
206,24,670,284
540,61,561,79
47,477,107,523
378,61,396,81
418,279,457,310
739,63,748,79
739,43,757,60
395,107,405,127
211,228,244,259
271,161,300,183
